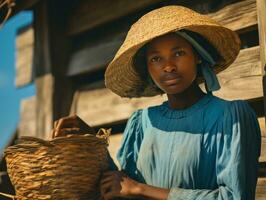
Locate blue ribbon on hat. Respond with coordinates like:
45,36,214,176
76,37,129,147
175,31,221,92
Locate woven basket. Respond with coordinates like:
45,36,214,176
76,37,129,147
3,129,111,200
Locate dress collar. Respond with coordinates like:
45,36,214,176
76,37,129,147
159,93,213,119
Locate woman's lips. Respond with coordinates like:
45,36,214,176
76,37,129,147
164,78,181,86
162,75,182,86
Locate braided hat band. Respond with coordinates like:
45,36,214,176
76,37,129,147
175,31,221,92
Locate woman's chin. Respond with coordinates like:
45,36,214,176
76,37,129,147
162,85,189,95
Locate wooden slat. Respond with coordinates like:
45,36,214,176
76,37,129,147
73,47,262,126
67,30,127,76
67,0,258,77
33,0,75,139
18,96,36,137
256,178,266,199
108,134,123,168
213,46,262,100
67,0,257,36
260,137,266,162
256,0,266,72
208,0,257,32
35,74,54,139
66,0,163,36
15,26,34,87
259,118,266,137
257,0,266,145
71,87,166,127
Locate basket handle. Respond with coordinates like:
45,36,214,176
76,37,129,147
0,192,16,199
96,128,111,139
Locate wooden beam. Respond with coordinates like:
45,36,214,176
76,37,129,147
67,0,258,77
256,177,266,198
208,0,257,32
66,0,163,36
15,26,34,87
256,0,266,73
18,96,36,137
67,29,127,76
33,0,75,139
213,46,262,100
67,0,257,36
256,0,266,140
71,46,262,126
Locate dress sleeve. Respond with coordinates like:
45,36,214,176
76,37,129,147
168,100,261,200
116,110,144,180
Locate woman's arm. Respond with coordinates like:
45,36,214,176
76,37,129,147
137,182,170,199
100,171,169,200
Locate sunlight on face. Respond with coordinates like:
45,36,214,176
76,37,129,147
146,33,199,95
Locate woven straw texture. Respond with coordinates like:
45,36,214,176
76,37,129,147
4,129,111,200
105,5,241,98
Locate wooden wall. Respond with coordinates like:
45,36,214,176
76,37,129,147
14,0,266,198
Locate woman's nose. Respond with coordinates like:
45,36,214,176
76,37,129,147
163,61,177,73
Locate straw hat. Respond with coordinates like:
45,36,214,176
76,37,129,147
105,5,241,98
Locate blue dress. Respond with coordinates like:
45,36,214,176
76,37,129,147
116,93,261,200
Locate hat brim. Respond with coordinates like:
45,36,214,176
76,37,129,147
105,7,241,98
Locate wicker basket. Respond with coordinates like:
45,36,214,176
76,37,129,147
3,129,111,200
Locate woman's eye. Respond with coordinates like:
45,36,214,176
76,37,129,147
150,56,161,62
174,51,185,57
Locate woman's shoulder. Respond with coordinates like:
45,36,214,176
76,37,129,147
211,95,253,112
209,95,257,124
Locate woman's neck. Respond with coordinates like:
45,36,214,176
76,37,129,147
166,82,206,110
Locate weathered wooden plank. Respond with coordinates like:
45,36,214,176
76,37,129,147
73,45,262,127
256,0,266,72
259,118,266,137
257,0,266,137
18,96,36,138
33,0,75,139
256,178,266,199
208,0,257,32
108,134,123,168
35,74,54,139
260,137,266,162
71,87,166,127
67,0,258,77
15,26,34,87
66,0,163,35
213,46,262,100
67,30,127,76
67,0,257,36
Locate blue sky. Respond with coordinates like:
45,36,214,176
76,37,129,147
0,11,35,156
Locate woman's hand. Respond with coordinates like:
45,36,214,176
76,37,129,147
51,115,95,138
100,171,141,199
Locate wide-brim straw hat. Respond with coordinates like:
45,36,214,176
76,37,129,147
105,5,241,98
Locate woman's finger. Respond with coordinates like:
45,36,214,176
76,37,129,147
102,171,118,178
55,115,79,130
100,175,115,186
51,129,55,139
100,179,112,196
54,120,59,129
53,128,81,137
103,190,118,200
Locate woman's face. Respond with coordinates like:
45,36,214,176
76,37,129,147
146,33,199,95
